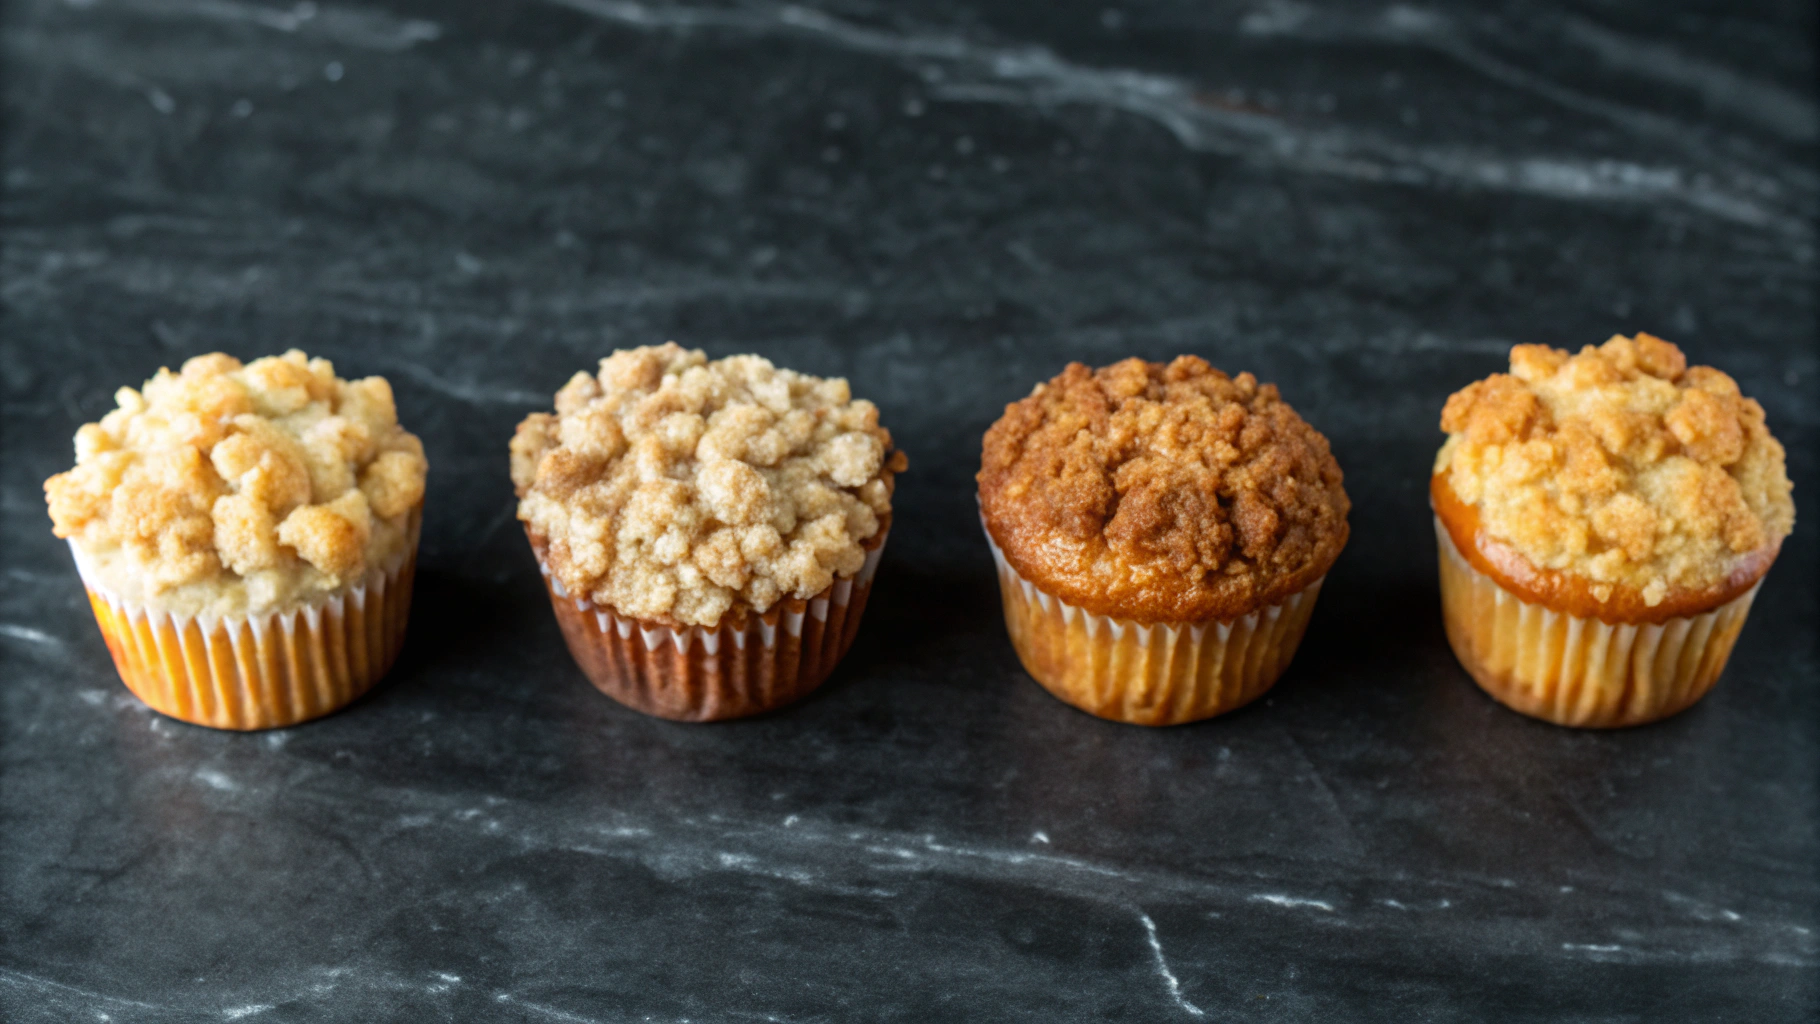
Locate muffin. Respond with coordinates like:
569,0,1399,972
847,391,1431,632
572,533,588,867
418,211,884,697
978,356,1349,725
1434,333,1794,727
511,344,905,721
44,351,428,730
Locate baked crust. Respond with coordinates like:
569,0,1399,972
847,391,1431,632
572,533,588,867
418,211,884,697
1436,333,1793,600
977,356,1349,623
1432,472,1774,624
44,351,426,615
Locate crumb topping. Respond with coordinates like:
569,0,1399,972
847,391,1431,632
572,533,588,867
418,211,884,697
45,351,427,615
1437,333,1794,601
512,344,905,628
977,356,1350,622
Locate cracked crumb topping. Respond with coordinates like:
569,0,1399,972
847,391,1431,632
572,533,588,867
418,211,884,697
1436,333,1794,602
512,344,905,628
45,351,427,616
978,356,1350,622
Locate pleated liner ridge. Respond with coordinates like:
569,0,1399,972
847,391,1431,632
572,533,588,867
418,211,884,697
1435,517,1758,728
72,535,418,731
529,526,887,722
983,524,1324,726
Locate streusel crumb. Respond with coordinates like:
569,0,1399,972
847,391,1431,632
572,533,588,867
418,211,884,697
1437,333,1794,600
977,356,1350,622
513,344,905,628
45,351,427,616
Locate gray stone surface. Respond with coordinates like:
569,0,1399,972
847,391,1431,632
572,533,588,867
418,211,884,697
2,0,1816,1020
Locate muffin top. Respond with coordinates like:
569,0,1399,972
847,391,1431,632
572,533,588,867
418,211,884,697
1436,333,1794,605
45,351,428,617
978,356,1350,622
511,344,905,628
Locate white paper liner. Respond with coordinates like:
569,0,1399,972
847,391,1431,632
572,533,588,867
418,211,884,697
70,540,417,730
1435,516,1759,727
982,522,1323,724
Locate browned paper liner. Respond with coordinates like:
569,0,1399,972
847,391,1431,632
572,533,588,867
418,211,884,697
984,525,1323,725
1436,516,1758,728
72,537,418,731
529,527,887,722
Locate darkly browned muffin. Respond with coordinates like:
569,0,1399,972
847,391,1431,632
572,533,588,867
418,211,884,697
978,356,1348,725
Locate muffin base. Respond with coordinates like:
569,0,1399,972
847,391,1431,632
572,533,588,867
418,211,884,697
1436,517,1758,728
984,528,1323,725
73,544,417,731
529,527,886,722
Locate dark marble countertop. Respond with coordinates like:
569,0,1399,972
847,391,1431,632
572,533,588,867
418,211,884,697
3,0,1816,1020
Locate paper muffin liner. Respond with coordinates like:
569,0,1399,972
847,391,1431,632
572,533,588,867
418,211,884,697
1435,516,1758,728
982,525,1324,725
70,526,419,731
529,528,887,722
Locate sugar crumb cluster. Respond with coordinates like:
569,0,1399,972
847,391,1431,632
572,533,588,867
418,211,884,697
512,344,905,628
45,351,428,614
1439,333,1794,600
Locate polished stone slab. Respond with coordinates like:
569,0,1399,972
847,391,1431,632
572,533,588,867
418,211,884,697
2,0,1815,1020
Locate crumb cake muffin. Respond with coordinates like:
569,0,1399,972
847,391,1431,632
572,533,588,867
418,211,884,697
1434,333,1794,727
511,344,905,721
978,356,1349,725
44,351,427,730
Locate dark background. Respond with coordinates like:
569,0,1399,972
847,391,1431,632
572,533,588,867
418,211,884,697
3,0,1816,1020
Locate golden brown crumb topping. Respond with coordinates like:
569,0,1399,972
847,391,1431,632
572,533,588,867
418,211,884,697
512,344,905,628
45,351,427,615
1437,333,1794,602
977,356,1350,622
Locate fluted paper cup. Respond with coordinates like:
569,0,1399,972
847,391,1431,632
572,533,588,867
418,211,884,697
984,525,1323,725
1436,516,1757,728
70,516,419,731
529,526,887,722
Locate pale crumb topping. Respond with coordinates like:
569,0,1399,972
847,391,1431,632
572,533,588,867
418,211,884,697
512,344,905,628
1438,333,1794,600
45,351,428,616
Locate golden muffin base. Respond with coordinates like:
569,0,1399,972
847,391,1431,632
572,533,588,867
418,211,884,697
1436,517,1757,728
75,544,417,731
985,529,1323,725
529,527,886,722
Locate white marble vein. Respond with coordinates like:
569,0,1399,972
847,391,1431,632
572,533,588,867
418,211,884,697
1557,15,1816,143
540,0,1809,231
1140,912,1207,1018
0,623,61,646
492,994,603,1024
76,0,441,52
1239,2,1816,153
1254,893,1337,912
172,768,1813,974
0,967,173,1014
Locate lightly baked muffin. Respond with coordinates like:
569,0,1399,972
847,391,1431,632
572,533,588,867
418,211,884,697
1434,333,1794,727
978,356,1349,725
44,351,428,730
511,344,906,721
